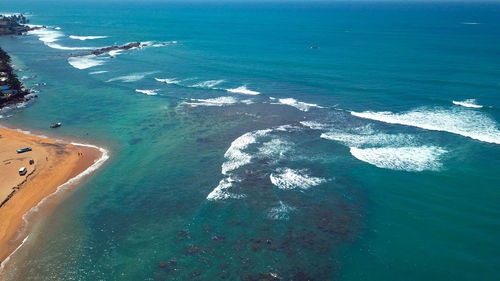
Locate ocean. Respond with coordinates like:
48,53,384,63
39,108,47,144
0,1,499,280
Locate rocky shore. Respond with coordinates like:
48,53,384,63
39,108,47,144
0,14,42,36
0,47,35,109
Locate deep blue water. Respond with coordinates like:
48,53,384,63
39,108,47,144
0,1,499,280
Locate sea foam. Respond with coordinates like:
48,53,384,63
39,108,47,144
351,107,500,144
267,201,296,220
69,35,108,40
28,27,96,50
89,70,108,75
270,168,326,190
452,99,483,108
221,129,272,175
68,55,106,70
191,80,224,89
350,146,447,172
185,96,239,107
320,130,414,147
155,77,182,85
27,28,63,43
107,72,157,83
135,89,158,96
275,98,324,112
206,177,245,201
226,86,260,95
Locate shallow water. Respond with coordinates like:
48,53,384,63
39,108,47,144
0,1,499,280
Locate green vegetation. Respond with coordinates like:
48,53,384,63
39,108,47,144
0,14,30,35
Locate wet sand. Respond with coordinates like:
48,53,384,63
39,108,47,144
0,127,104,264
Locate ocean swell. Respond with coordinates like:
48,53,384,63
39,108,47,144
350,146,447,172
351,107,500,144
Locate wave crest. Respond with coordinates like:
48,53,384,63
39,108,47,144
270,168,326,190
350,146,447,172
351,107,500,144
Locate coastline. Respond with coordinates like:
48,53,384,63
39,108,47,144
0,126,109,272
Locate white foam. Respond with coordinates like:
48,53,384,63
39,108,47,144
155,77,181,85
54,26,61,30
185,96,238,107
69,35,108,40
27,28,63,43
462,22,480,25
351,107,500,144
107,71,156,83
135,89,158,96
108,50,122,57
267,201,296,220
89,70,108,75
350,146,447,172
46,43,95,50
300,121,329,130
28,28,96,50
275,98,324,112
274,124,300,132
191,79,224,89
68,55,106,70
320,131,414,147
452,99,483,108
270,168,326,190
226,86,260,95
0,235,30,274
222,129,272,175
258,138,292,158
206,177,244,201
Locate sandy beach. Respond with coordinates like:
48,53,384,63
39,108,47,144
0,126,105,264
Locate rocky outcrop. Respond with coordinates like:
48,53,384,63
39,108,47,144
0,47,34,108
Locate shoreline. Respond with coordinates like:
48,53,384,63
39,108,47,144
0,125,109,273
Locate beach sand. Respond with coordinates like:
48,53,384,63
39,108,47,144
0,127,103,263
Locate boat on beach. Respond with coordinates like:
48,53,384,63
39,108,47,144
16,147,32,153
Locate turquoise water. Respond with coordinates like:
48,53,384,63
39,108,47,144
0,1,499,280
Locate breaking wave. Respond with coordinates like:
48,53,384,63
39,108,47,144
318,123,448,171
108,50,122,57
69,35,108,40
351,107,500,144
270,168,326,190
267,201,296,220
226,86,261,95
300,121,329,130
321,130,414,147
350,146,447,172
89,70,108,75
452,99,483,108
155,77,182,85
258,138,292,158
28,27,96,50
206,177,245,201
135,89,158,96
191,80,225,89
107,72,157,83
274,98,324,112
185,96,238,107
222,129,272,175
67,55,106,70
28,28,63,43
226,86,260,96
